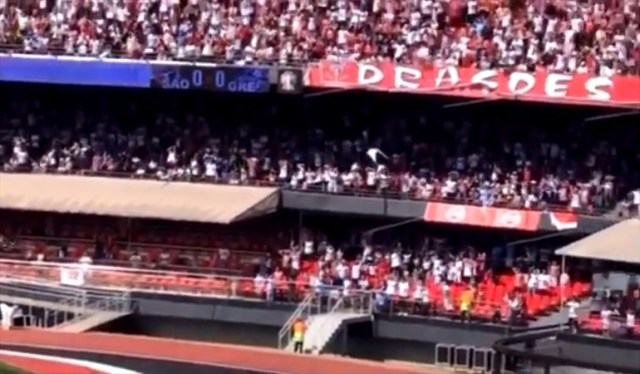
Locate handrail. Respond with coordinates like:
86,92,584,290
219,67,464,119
0,258,575,324
17,233,270,256
329,296,345,313
277,292,314,349
0,259,303,301
0,258,238,280
0,281,85,302
1,252,244,277
1,274,117,296
307,296,347,354
0,169,617,216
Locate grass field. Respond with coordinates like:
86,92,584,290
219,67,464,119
0,362,30,374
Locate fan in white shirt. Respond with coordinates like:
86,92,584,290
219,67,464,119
350,262,361,281
254,273,266,293
358,277,369,289
413,284,430,304
527,273,539,293
290,249,301,272
343,278,352,297
336,261,348,279
324,246,335,262
390,251,402,270
601,307,614,334
567,300,580,319
462,259,474,281
537,273,552,291
398,279,410,298
448,263,461,283
79,253,93,269
303,240,314,255
626,310,636,329
560,272,570,288
385,278,398,296
433,261,446,284
265,276,275,301
566,299,580,332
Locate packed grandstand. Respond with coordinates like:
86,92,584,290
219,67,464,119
1,0,639,76
0,0,639,358
1,85,639,214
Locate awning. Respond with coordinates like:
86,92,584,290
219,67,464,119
554,219,640,264
0,173,279,224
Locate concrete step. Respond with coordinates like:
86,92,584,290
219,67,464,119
53,311,131,333
287,312,370,354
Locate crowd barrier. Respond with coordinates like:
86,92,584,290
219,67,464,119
0,259,363,303
0,258,283,300
435,343,516,373
435,344,517,374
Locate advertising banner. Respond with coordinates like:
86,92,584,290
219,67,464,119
0,54,270,93
423,202,543,231
307,60,640,107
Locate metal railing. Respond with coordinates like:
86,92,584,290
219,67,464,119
336,291,374,315
0,258,309,301
0,279,86,305
85,292,132,314
0,168,616,216
8,231,268,277
0,273,132,329
0,274,131,307
0,259,585,325
48,297,84,327
277,293,316,350
276,291,374,350
276,292,346,349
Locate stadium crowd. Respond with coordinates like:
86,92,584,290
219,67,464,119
0,209,594,324
1,84,639,213
4,211,638,329
1,0,639,75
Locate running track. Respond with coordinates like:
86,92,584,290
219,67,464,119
0,330,448,374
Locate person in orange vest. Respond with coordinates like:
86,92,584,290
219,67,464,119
460,287,475,323
292,317,306,353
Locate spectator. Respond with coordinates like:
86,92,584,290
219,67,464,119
1,0,639,75
2,82,638,215
601,304,615,336
566,297,581,333
625,309,635,338
79,252,93,269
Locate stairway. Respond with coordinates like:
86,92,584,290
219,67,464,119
295,312,371,354
0,276,132,330
531,298,592,328
278,292,373,354
53,311,131,332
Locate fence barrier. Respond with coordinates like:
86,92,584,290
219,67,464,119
454,345,473,370
435,344,515,373
435,343,454,367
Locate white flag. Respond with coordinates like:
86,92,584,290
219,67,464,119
366,148,388,164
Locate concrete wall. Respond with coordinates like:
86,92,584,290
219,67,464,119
131,292,295,327
374,315,509,347
129,292,513,351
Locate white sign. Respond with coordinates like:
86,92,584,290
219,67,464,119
59,266,86,287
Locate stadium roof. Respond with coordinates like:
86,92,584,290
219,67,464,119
555,219,640,265
0,173,279,224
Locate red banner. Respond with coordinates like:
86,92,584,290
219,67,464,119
307,61,640,107
423,202,542,231
547,212,579,231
